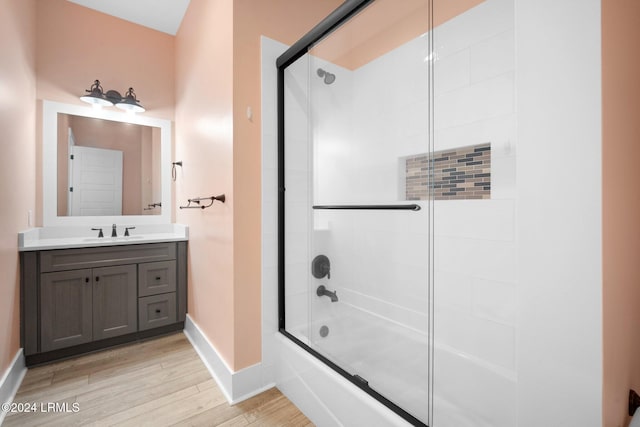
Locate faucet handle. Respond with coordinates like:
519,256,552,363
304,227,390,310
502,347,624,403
312,255,331,280
111,224,118,237
124,226,136,237
91,227,104,238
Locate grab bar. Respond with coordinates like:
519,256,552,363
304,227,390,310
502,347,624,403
312,204,421,211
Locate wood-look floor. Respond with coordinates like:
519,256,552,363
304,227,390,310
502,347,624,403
3,333,313,427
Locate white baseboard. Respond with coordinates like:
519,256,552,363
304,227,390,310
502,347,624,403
183,314,274,405
0,349,27,425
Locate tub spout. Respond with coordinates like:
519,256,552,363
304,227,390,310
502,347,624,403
316,285,338,302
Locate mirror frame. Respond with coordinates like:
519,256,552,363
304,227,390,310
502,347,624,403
43,100,172,226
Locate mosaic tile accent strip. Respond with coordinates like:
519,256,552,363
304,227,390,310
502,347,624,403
405,143,491,200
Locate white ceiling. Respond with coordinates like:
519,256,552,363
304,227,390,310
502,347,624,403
66,0,191,35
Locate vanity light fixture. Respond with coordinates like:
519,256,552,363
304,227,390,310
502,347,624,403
80,80,145,113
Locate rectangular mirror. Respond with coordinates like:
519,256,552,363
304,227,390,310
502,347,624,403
58,114,162,217
43,100,172,226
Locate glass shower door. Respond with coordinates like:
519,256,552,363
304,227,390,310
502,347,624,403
296,1,432,424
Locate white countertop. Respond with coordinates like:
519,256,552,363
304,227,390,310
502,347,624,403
18,224,188,251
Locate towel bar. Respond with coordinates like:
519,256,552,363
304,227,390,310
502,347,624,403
179,194,225,210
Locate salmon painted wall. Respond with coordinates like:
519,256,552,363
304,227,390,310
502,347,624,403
0,0,36,377
232,0,344,370
313,0,484,70
36,0,175,121
175,0,236,368
175,0,342,370
602,0,640,425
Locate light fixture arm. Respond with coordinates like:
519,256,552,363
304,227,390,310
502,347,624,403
85,80,104,96
79,79,113,107
124,88,140,103
115,87,145,113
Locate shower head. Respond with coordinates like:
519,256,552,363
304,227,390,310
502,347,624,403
316,68,336,85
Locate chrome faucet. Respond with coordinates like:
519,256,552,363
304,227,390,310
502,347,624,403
111,224,118,237
316,285,338,302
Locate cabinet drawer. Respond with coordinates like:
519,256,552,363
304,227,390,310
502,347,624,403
138,261,176,297
41,243,177,273
138,293,176,331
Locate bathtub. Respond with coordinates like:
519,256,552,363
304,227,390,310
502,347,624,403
275,302,516,427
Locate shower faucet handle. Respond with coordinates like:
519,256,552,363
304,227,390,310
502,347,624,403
312,255,331,280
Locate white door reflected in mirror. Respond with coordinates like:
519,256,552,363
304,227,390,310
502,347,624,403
69,146,123,216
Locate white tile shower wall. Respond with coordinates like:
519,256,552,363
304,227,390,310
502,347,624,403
434,0,516,201
432,1,517,425
515,0,602,423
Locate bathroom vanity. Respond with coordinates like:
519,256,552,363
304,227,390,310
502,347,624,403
22,101,188,365
19,227,188,366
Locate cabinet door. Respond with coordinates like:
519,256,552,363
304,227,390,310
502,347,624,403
93,265,137,340
41,269,93,352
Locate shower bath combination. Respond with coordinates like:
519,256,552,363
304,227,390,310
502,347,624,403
278,0,515,425
316,68,335,84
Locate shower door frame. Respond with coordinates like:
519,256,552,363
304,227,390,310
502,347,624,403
276,1,432,425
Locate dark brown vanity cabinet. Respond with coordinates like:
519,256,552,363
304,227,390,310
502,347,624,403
21,241,187,365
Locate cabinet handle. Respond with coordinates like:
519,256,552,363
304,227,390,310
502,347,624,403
155,309,161,314
155,276,161,281
95,276,100,282
85,277,90,283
